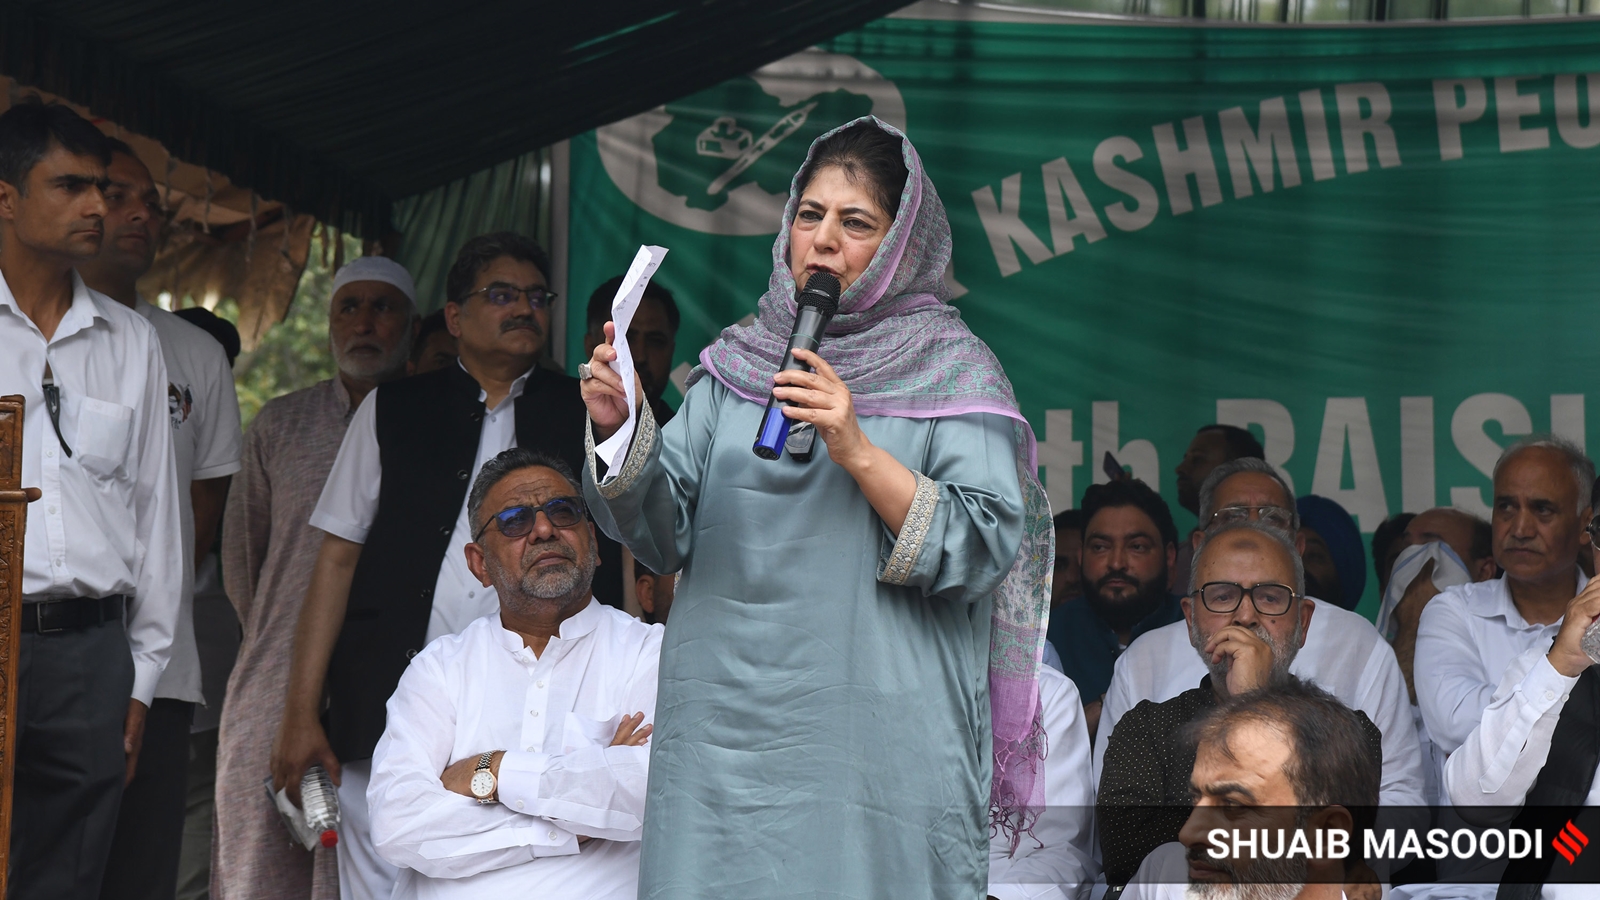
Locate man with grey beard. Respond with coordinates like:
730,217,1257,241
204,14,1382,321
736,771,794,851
367,448,662,899
1098,522,1382,890
215,255,416,899
1119,678,1382,900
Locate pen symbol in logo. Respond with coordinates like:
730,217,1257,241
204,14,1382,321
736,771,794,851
1553,820,1588,865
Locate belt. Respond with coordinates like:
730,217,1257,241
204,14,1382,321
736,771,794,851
21,595,126,634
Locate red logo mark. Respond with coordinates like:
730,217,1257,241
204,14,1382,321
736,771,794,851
1553,820,1589,865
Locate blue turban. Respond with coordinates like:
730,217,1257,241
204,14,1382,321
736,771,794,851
1296,495,1367,610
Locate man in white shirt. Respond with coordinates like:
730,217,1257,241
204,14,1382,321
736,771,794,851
0,97,184,899
1097,459,1425,813
275,233,601,900
79,137,243,900
1416,436,1595,899
1120,678,1378,900
369,447,661,899
987,664,1097,900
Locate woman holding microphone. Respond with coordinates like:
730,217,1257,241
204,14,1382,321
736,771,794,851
581,117,1051,899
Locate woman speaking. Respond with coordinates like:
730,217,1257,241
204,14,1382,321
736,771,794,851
581,117,1051,898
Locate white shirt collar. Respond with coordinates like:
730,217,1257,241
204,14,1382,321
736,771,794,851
0,268,108,341
1464,569,1588,625
494,597,602,655
458,359,535,410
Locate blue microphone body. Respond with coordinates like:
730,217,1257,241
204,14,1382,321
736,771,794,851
753,273,841,460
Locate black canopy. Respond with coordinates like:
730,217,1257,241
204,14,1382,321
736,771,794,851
0,1,913,236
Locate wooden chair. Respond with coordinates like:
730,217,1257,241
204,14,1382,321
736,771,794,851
0,395,37,893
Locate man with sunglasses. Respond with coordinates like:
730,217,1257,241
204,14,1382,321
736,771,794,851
1095,459,1424,832
367,448,661,899
275,232,604,899
0,98,185,899
1097,522,1385,892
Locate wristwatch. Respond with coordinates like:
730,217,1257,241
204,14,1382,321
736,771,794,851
470,751,498,804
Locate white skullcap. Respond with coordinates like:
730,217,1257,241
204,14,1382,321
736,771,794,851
330,256,417,303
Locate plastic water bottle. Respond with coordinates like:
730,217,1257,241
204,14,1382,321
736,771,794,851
1582,617,1600,668
301,765,341,849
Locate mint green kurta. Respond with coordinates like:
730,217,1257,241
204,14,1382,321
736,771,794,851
584,378,1023,899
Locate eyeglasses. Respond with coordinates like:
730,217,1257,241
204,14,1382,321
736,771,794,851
473,497,587,542
42,381,72,457
1195,581,1299,616
1588,514,1600,550
460,284,558,310
1208,505,1294,531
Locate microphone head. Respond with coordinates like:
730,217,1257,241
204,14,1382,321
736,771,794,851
797,271,841,315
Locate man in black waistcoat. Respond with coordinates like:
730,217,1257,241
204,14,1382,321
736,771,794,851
272,232,615,899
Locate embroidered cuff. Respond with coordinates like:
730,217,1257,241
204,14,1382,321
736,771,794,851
879,471,939,586
587,402,657,501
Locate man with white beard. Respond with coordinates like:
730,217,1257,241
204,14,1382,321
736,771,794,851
217,255,417,899
1098,522,1384,893
1119,678,1381,900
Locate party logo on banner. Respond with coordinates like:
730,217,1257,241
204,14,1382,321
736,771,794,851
596,49,906,236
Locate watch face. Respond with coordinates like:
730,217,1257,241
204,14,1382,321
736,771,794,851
470,770,495,799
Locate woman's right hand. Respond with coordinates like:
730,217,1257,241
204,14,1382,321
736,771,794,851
582,321,644,442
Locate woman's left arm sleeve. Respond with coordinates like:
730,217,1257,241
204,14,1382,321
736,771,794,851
876,411,1024,603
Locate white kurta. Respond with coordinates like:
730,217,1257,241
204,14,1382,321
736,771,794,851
1096,599,1426,811
988,665,1097,900
368,600,662,899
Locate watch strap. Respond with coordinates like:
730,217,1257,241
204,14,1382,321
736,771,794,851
472,751,498,804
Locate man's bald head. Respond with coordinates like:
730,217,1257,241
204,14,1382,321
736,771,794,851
1191,522,1305,597
1404,507,1493,579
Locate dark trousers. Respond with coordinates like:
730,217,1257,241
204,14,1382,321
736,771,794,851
9,618,134,900
176,728,218,900
100,698,195,900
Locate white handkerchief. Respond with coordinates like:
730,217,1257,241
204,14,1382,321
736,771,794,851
1375,540,1471,641
595,245,668,468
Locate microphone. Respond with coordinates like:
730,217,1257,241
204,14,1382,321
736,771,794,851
752,272,842,460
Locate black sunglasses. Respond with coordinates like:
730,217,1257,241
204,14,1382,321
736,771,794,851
474,497,587,542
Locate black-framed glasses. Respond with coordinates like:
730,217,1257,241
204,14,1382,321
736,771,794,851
1588,514,1600,550
473,497,587,542
42,381,72,457
1208,505,1294,531
459,284,558,310
1196,581,1299,616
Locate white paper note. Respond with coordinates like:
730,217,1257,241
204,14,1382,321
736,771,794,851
595,244,669,468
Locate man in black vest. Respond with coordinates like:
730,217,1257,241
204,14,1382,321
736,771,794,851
272,232,609,900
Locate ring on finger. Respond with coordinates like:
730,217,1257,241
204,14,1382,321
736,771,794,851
578,362,594,381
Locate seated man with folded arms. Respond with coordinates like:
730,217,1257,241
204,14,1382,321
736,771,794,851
1096,459,1423,817
1098,520,1386,889
1120,678,1382,900
368,448,663,899
987,663,1097,900
1416,436,1597,900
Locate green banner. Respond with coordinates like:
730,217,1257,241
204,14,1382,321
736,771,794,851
567,12,1600,615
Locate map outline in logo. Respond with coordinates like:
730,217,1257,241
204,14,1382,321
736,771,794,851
597,48,907,237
